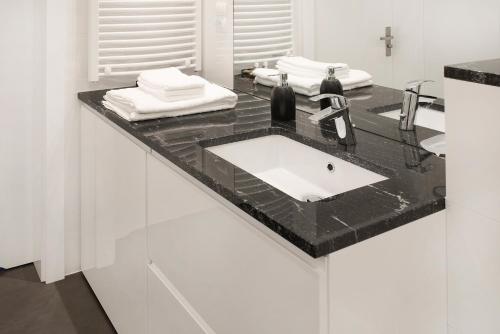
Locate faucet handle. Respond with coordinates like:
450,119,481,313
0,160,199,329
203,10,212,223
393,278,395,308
309,94,349,110
405,80,434,93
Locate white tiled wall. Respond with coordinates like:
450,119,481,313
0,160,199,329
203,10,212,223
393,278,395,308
445,78,500,333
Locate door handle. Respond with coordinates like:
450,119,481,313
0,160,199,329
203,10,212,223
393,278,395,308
379,26,394,57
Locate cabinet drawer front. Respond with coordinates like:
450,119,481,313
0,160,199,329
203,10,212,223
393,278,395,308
148,264,212,334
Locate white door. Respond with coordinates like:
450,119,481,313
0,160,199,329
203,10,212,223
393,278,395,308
314,0,394,88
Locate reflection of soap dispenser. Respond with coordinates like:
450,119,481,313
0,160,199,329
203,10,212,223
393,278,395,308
271,73,296,121
320,66,344,110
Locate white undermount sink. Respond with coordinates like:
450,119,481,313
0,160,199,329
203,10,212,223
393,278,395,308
379,107,446,132
206,135,387,202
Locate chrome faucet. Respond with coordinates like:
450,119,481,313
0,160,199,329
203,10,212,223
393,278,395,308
309,94,357,146
400,80,437,131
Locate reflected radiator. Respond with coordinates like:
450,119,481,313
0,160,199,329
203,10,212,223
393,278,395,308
233,0,295,69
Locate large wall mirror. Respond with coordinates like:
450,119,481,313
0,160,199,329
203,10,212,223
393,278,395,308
232,0,500,146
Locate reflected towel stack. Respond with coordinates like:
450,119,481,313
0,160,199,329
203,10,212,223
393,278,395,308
253,56,373,96
277,56,350,79
102,68,238,122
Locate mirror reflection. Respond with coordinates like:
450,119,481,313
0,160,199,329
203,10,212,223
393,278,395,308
233,0,500,145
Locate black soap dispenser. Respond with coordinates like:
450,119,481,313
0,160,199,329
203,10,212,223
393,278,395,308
320,66,344,110
270,73,296,121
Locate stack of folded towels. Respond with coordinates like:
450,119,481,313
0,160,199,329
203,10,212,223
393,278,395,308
103,68,238,122
252,56,373,96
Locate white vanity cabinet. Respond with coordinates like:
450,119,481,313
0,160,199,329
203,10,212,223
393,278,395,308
81,107,447,334
146,153,446,334
81,107,148,334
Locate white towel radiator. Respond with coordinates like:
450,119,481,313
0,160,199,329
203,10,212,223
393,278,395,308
89,0,202,81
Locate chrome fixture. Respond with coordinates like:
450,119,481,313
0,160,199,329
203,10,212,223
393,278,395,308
309,94,357,146
379,26,394,57
309,94,349,124
399,80,437,131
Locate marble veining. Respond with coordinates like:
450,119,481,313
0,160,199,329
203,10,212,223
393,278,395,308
78,89,445,258
234,76,445,147
445,58,500,87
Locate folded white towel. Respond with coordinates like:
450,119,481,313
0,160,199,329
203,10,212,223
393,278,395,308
339,69,373,90
103,80,238,121
277,56,350,78
252,68,373,96
103,99,238,122
138,78,205,102
138,67,206,92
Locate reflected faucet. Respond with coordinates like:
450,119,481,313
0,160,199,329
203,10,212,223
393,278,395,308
400,80,437,131
309,94,357,146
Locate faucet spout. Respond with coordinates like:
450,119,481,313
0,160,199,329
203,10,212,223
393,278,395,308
399,80,437,131
309,94,357,146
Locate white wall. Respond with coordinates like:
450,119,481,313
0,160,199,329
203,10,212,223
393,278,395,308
422,0,500,97
0,0,134,279
203,0,234,89
0,0,45,269
293,0,316,59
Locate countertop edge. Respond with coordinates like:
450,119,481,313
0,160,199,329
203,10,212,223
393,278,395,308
444,59,500,88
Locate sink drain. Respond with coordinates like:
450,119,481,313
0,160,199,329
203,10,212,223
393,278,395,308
327,162,335,173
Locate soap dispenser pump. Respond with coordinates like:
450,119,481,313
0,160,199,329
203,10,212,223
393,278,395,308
270,72,296,121
320,66,344,110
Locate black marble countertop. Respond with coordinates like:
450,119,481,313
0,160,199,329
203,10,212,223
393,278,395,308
234,76,445,148
79,89,445,258
445,58,500,87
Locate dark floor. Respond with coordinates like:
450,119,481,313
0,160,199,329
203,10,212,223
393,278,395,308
0,264,116,334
